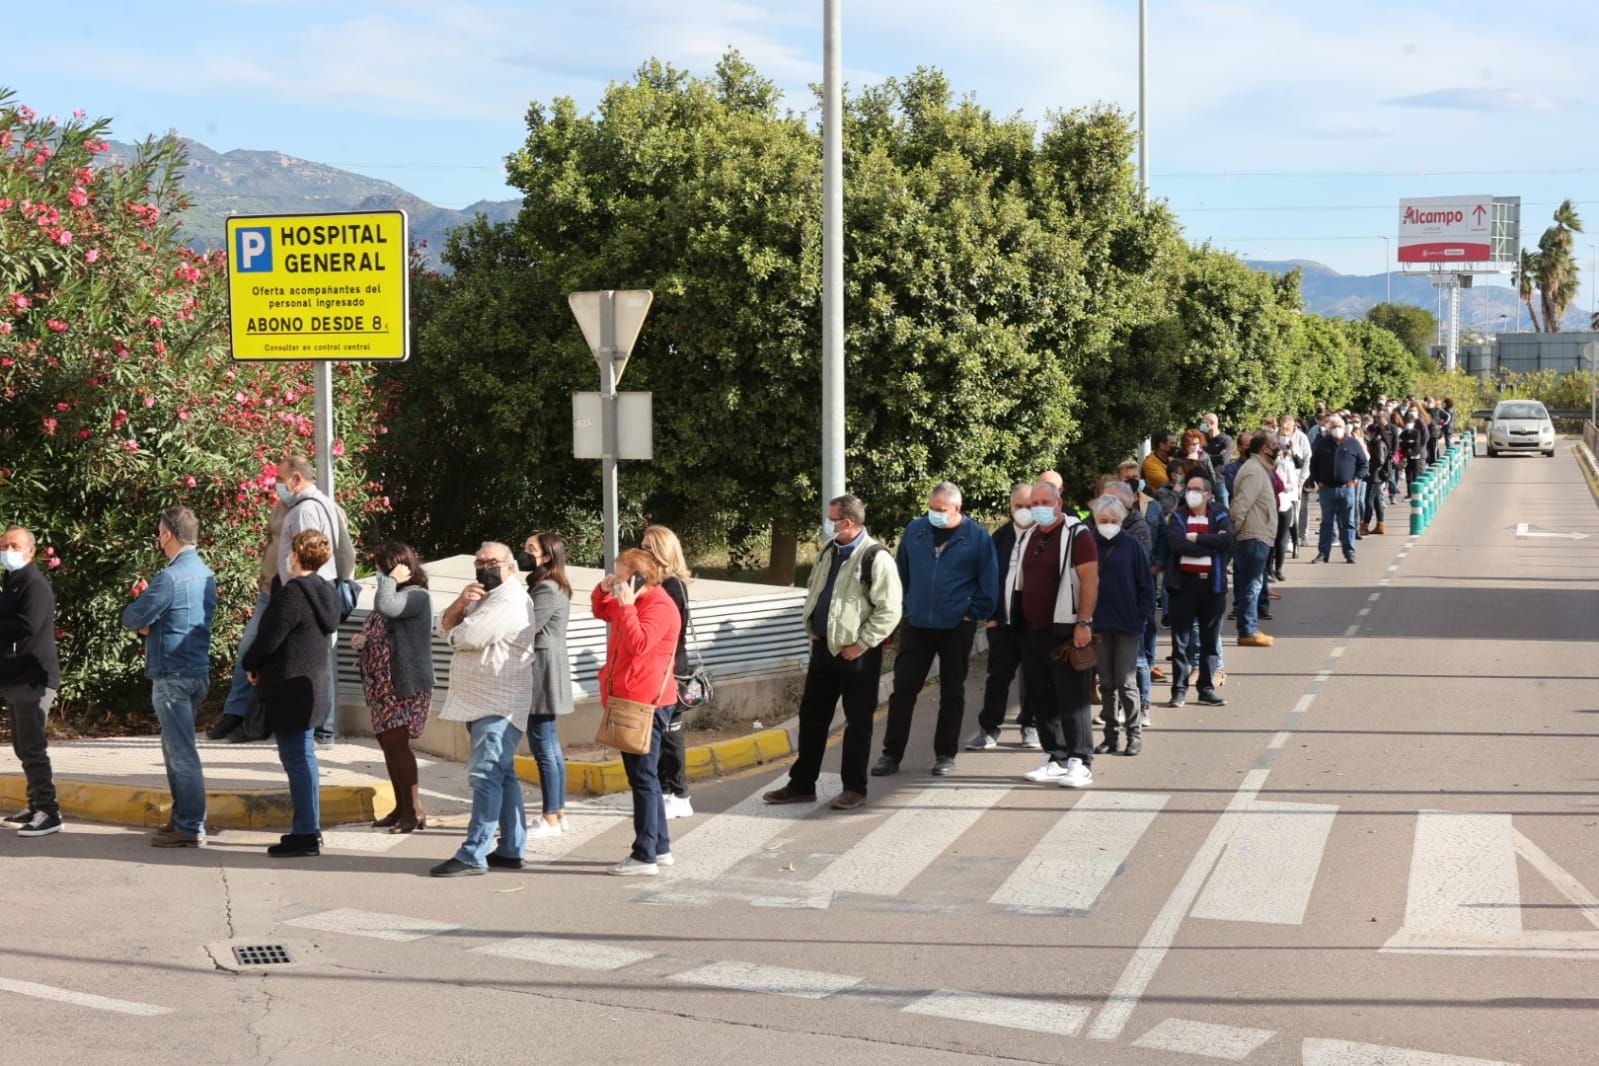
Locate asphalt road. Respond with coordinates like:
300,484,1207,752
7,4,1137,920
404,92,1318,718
5,442,1597,1066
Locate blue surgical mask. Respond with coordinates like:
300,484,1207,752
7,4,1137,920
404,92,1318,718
0,549,26,572
1029,505,1057,527
276,483,294,503
927,509,951,529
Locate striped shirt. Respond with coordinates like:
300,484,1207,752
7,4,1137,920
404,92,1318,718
1179,513,1213,576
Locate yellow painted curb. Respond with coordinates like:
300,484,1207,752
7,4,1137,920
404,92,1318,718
515,726,795,797
0,774,394,830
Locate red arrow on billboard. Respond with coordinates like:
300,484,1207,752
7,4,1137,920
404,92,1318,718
1473,204,1487,222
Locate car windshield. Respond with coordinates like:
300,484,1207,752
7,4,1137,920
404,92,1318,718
1496,403,1547,421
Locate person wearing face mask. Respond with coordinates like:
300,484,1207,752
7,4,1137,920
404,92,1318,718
120,507,217,847
1163,477,1234,707
429,542,538,877
1117,461,1145,515
0,525,63,837
1360,421,1392,536
1201,413,1235,509
522,532,574,837
207,491,291,742
875,482,998,779
1180,428,1218,488
1272,427,1301,582
1307,416,1370,564
1399,411,1425,497
968,484,1042,751
1230,435,1280,647
1089,496,1154,756
767,495,902,811
273,453,357,747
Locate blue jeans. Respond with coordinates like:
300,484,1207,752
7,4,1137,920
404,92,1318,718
153,676,209,835
620,705,674,863
275,728,320,835
525,714,566,816
456,717,526,868
1137,611,1157,708
1233,539,1272,637
1317,486,1358,560
316,634,338,742
221,591,272,719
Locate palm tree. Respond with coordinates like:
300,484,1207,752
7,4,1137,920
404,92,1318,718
1536,199,1584,331
1514,249,1542,332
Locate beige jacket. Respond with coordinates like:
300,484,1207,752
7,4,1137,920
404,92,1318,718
1231,455,1278,545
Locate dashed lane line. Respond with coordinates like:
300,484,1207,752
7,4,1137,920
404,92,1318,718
0,977,172,1017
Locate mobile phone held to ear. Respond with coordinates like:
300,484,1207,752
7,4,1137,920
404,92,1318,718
630,573,646,593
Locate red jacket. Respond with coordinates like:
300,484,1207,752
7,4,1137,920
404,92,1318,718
591,583,682,706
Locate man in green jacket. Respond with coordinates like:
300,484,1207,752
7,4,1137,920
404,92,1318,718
764,494,903,811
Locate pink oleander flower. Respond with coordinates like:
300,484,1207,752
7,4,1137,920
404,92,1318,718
46,319,68,332
143,395,155,408
331,439,345,457
85,248,99,263
41,417,57,435
55,230,72,246
67,187,88,208
123,439,139,452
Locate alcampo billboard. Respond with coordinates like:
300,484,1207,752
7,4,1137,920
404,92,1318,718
1397,196,1494,265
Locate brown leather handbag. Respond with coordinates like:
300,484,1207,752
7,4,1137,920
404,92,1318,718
1050,632,1100,672
596,656,675,756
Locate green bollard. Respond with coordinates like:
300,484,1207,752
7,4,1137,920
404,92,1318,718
1410,487,1424,534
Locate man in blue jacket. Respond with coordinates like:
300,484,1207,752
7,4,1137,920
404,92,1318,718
121,506,217,847
1307,414,1370,564
875,482,999,777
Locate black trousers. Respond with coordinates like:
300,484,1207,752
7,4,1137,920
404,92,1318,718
658,710,687,797
882,621,977,762
1168,584,1225,698
2,682,57,815
1018,629,1094,767
788,641,884,796
977,624,1031,734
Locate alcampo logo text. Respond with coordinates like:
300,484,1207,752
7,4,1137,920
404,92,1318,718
1403,206,1465,226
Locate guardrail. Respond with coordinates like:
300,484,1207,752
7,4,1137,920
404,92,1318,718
1410,429,1474,536
1584,420,1599,457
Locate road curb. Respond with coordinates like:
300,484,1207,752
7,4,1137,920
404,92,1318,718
0,774,394,830
1573,441,1599,504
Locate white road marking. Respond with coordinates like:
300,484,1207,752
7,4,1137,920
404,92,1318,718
670,960,860,999
1265,731,1292,750
1343,624,1361,638
286,907,460,942
809,785,1010,897
1511,831,1599,930
1133,1018,1276,1060
1291,694,1316,716
1191,801,1338,925
1366,592,1381,603
1396,812,1521,940
474,936,655,971
0,978,171,1017
904,989,1090,1036
1302,1038,1518,1065
992,792,1169,914
1088,769,1270,1040
666,772,842,882
1356,607,1371,618
523,802,631,864
317,830,413,853
1328,646,1346,659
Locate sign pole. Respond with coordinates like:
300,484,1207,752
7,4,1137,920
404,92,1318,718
313,361,335,495
600,290,620,573
821,0,846,530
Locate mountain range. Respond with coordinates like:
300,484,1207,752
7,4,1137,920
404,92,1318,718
104,138,1593,328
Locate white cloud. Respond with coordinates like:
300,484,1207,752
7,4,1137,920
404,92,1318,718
1386,87,1571,113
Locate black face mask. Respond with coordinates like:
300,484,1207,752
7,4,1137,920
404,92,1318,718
514,551,537,572
475,565,504,591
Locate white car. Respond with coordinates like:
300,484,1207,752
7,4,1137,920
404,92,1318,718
1486,399,1556,458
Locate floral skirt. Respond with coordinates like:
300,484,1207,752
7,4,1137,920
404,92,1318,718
360,613,431,740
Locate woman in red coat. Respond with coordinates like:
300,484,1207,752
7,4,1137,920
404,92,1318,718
591,548,682,876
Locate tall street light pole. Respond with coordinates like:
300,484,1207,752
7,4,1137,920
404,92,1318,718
1138,0,1148,206
821,0,845,531
1374,235,1391,306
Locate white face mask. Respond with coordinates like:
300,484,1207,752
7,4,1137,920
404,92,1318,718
1185,491,1206,510
1330,426,1346,439
1012,507,1035,528
0,549,26,572
1096,523,1121,540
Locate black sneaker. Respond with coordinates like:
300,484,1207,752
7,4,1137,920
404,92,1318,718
430,858,485,878
17,810,62,837
870,756,900,777
1198,692,1228,706
205,716,242,741
3,807,34,827
267,833,321,857
486,853,525,870
929,757,957,777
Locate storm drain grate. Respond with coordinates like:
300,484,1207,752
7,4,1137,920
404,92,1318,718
232,944,295,967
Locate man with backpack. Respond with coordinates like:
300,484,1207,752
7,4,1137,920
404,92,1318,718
764,494,902,812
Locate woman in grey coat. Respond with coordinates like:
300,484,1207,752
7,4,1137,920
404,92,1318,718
353,542,436,833
524,532,573,839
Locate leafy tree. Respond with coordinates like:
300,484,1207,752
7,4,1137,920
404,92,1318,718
0,91,384,721
1347,319,1426,410
1366,302,1436,360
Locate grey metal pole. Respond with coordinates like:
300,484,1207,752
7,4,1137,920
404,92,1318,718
313,361,334,494
1138,0,1148,205
1375,236,1390,305
600,290,620,572
821,0,845,524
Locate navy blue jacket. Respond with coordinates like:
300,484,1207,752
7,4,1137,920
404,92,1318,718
1163,504,1236,596
120,548,217,679
1091,530,1155,637
990,521,1023,626
1309,434,1370,488
896,516,999,629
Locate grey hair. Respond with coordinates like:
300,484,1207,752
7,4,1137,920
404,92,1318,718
829,493,866,527
478,540,513,566
280,454,315,481
1105,481,1135,507
3,525,36,552
1090,495,1128,522
1009,482,1033,501
929,481,962,506
1031,480,1062,502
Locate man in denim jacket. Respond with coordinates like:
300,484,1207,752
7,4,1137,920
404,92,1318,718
121,506,217,847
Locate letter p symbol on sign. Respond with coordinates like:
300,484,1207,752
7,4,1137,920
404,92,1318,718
235,227,273,273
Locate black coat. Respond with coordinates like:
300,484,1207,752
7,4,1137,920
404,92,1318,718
243,575,340,733
0,564,59,689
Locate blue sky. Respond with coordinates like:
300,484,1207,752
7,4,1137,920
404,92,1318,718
12,0,1597,310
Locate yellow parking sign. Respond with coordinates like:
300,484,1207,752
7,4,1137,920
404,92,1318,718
224,210,409,361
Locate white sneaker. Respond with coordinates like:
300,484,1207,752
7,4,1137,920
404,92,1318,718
1023,758,1068,783
1057,757,1094,789
527,820,563,840
656,852,675,867
609,857,659,876
663,794,694,820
